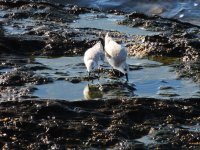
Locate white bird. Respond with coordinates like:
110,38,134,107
104,32,129,81
84,39,105,78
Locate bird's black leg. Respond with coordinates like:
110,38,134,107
88,72,90,81
88,72,94,83
125,73,129,82
118,71,121,77
91,78,94,84
98,67,101,81
112,68,116,75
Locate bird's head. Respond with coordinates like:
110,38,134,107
106,32,110,37
87,60,96,73
105,32,112,44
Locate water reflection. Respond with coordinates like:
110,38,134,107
83,81,135,100
33,56,200,100
83,84,103,100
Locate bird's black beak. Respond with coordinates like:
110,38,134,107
125,73,128,82
98,38,105,50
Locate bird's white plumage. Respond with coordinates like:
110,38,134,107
84,41,104,73
105,32,128,74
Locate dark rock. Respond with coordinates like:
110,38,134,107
144,35,168,43
187,40,200,49
127,12,156,20
0,98,199,149
107,9,125,15
0,0,95,56
124,12,200,81
0,70,52,86
65,77,82,84
0,36,46,55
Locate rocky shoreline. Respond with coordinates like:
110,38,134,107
0,98,199,149
0,0,200,149
0,1,199,81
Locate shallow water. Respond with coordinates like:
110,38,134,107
181,123,200,132
57,0,200,26
135,135,156,146
33,56,200,100
0,68,13,73
71,13,158,35
3,19,37,35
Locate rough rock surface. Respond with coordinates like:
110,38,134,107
0,0,98,56
121,12,200,81
0,70,51,86
1,1,200,81
0,1,200,149
0,98,199,149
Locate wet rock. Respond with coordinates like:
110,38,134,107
129,34,185,57
157,92,179,97
127,12,155,20
65,5,90,15
159,86,174,90
65,77,83,84
22,64,50,71
101,81,135,93
0,35,46,55
123,12,200,81
0,1,199,148
0,70,52,86
0,86,38,101
107,69,125,78
0,0,94,56
107,9,125,15
65,75,99,83
0,98,199,149
176,61,200,82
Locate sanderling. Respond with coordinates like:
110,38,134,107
104,32,129,81
84,39,105,79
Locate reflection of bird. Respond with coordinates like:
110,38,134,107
105,32,129,81
84,39,105,79
83,84,103,100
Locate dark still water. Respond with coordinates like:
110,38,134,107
50,0,200,25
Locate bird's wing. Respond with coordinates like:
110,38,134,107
105,40,122,57
84,42,105,66
99,51,105,62
114,47,127,66
106,43,127,67
84,46,95,64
